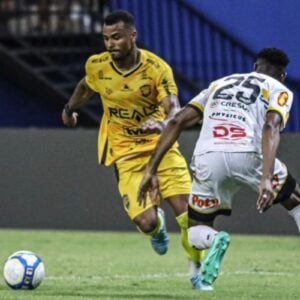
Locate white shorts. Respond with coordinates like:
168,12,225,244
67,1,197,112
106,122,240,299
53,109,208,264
188,152,294,221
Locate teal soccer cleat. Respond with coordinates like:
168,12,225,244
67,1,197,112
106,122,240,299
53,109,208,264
151,208,169,255
201,231,230,285
191,274,214,291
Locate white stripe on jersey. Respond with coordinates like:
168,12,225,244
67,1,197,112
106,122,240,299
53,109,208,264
189,72,293,155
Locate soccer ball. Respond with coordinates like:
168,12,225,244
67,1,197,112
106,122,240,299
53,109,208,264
3,250,45,289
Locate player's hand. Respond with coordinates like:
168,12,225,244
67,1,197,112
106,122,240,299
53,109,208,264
141,119,165,134
257,177,274,213
137,173,159,208
62,110,78,127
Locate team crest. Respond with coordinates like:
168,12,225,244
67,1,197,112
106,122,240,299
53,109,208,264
277,92,288,106
140,84,152,97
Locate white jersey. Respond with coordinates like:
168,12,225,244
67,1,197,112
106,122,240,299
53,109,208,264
189,72,293,155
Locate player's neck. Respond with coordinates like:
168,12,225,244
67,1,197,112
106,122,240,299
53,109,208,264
256,65,283,82
113,47,140,72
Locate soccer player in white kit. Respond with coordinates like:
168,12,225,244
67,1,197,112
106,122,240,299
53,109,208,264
138,48,300,290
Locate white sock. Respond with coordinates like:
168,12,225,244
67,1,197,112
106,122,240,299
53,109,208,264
188,260,201,278
188,225,218,250
288,204,300,233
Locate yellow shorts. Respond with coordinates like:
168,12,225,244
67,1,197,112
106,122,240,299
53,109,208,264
116,148,191,220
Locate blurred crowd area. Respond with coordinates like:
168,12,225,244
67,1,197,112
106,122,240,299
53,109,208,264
0,0,109,35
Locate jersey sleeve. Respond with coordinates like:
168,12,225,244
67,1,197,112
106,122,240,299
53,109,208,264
84,55,99,92
188,82,216,113
268,87,293,129
156,63,178,102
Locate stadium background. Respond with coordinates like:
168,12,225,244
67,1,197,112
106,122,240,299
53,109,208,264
0,0,299,234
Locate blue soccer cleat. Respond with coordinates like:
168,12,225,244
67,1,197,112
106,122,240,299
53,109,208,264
200,231,230,285
151,208,169,255
190,274,214,291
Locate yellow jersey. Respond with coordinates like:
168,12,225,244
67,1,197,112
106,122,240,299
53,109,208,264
85,49,178,166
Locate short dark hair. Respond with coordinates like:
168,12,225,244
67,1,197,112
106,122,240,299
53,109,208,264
104,10,135,27
256,48,289,67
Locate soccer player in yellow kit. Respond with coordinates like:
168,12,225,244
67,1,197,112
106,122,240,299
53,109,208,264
61,10,208,290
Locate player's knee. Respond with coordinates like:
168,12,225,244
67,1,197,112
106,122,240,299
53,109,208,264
188,225,218,250
280,184,300,210
277,174,297,209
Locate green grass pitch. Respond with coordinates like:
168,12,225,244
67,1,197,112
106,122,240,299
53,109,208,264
0,229,299,300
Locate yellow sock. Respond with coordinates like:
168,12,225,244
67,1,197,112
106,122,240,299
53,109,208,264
176,212,205,262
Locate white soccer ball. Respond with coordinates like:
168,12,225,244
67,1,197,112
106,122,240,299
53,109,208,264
3,250,45,290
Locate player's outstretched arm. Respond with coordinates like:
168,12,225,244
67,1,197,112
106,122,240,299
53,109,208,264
138,105,202,207
257,111,282,213
62,78,95,127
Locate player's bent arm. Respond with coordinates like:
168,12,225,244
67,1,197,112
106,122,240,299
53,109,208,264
64,78,95,113
138,105,201,206
257,111,282,212
62,78,95,127
141,95,181,133
146,106,202,175
261,111,282,179
161,95,181,125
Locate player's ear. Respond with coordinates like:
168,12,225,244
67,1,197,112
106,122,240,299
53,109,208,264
131,30,137,43
280,72,287,82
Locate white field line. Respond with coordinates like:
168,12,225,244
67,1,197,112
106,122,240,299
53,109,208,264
46,270,294,281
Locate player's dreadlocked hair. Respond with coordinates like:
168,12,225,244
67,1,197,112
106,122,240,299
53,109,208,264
104,10,135,27
256,48,289,67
